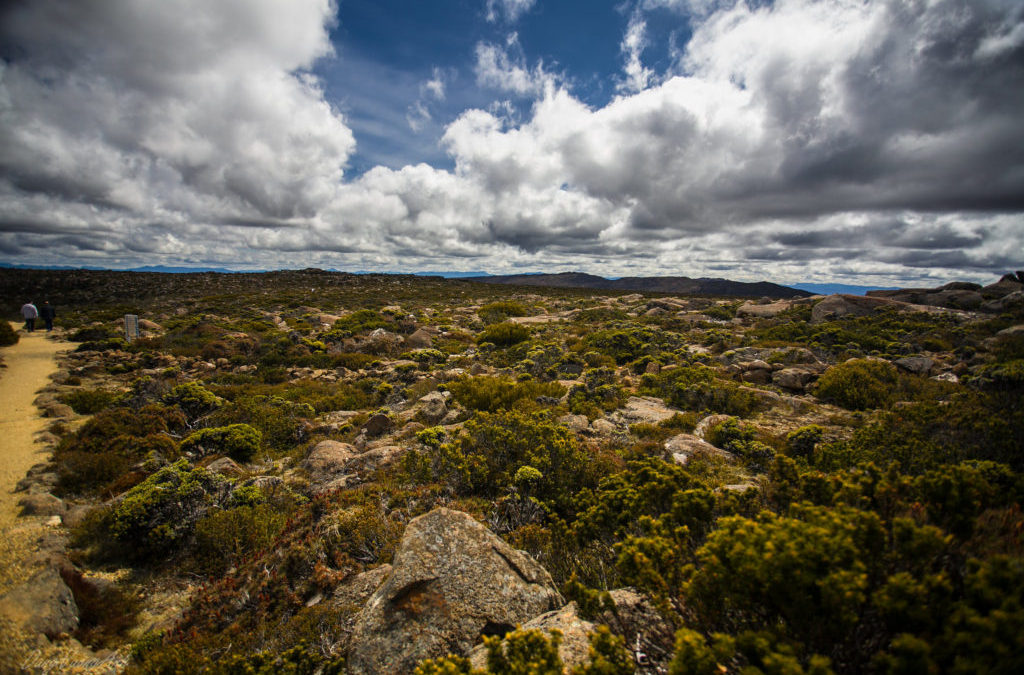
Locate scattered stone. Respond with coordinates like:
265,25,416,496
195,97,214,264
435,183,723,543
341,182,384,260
737,300,793,318
362,413,393,437
404,328,434,349
811,294,900,324
17,493,67,518
303,440,357,477
0,568,79,638
665,434,733,464
694,414,733,440
205,457,245,477
590,418,618,436
558,414,590,433
895,356,935,375
469,602,595,672
609,396,678,426
347,508,563,675
416,391,448,424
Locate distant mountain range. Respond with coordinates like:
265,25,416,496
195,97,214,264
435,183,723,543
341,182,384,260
0,262,900,295
463,271,812,298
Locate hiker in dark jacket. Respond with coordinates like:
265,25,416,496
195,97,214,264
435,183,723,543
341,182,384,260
39,301,56,331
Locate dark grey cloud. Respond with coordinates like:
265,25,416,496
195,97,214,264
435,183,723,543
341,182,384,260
0,0,1021,286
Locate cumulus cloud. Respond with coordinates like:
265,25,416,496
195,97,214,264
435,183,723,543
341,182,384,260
474,33,557,97
0,0,353,251
1,0,1022,285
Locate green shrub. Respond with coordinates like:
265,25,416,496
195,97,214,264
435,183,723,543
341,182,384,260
479,301,529,324
0,320,18,345
787,425,825,459
163,381,223,419
478,322,531,347
814,358,900,410
181,424,262,462
109,459,229,562
208,395,315,453
60,388,119,415
421,410,590,513
193,503,288,574
447,376,565,412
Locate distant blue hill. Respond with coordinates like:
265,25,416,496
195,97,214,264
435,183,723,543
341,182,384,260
792,283,900,296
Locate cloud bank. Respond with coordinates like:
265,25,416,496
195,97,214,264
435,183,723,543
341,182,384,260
1,0,1022,285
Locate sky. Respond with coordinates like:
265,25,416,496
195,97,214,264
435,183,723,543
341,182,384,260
1,0,1022,287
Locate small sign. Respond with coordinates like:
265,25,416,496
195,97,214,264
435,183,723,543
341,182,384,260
125,314,140,342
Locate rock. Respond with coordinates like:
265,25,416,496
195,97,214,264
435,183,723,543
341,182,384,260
206,457,245,477
558,414,590,433
740,368,771,385
737,300,793,318
926,289,984,310
334,565,393,608
404,328,434,349
981,275,1024,298
983,290,1024,312
932,372,960,384
346,445,405,478
996,324,1024,337
665,434,734,464
469,602,595,672
590,418,619,436
609,396,677,426
303,440,357,477
894,356,935,375
347,508,563,675
0,568,79,638
597,588,677,672
694,414,733,441
644,361,661,375
416,391,448,424
17,493,67,517
772,368,816,392
811,294,899,324
362,413,393,437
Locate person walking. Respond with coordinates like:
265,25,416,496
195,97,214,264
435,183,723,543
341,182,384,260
20,301,38,332
39,301,56,331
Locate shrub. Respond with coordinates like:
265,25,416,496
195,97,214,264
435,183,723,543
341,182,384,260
110,459,229,561
181,423,262,462
0,320,18,345
423,410,590,513
814,358,900,410
787,425,825,459
163,381,223,419
479,301,529,324
59,388,119,415
193,503,289,574
447,376,566,412
478,322,531,347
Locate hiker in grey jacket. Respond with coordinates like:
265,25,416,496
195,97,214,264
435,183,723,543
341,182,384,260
20,301,38,332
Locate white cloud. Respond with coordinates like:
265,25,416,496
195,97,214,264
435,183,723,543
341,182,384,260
474,34,556,97
485,0,537,24
617,11,656,94
0,0,353,227
1,0,1021,285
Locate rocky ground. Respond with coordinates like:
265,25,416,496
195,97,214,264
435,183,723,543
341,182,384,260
0,270,1021,674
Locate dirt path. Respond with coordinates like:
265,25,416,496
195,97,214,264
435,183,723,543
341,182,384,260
0,324,67,530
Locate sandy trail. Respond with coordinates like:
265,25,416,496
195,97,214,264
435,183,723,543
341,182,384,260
0,324,66,529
